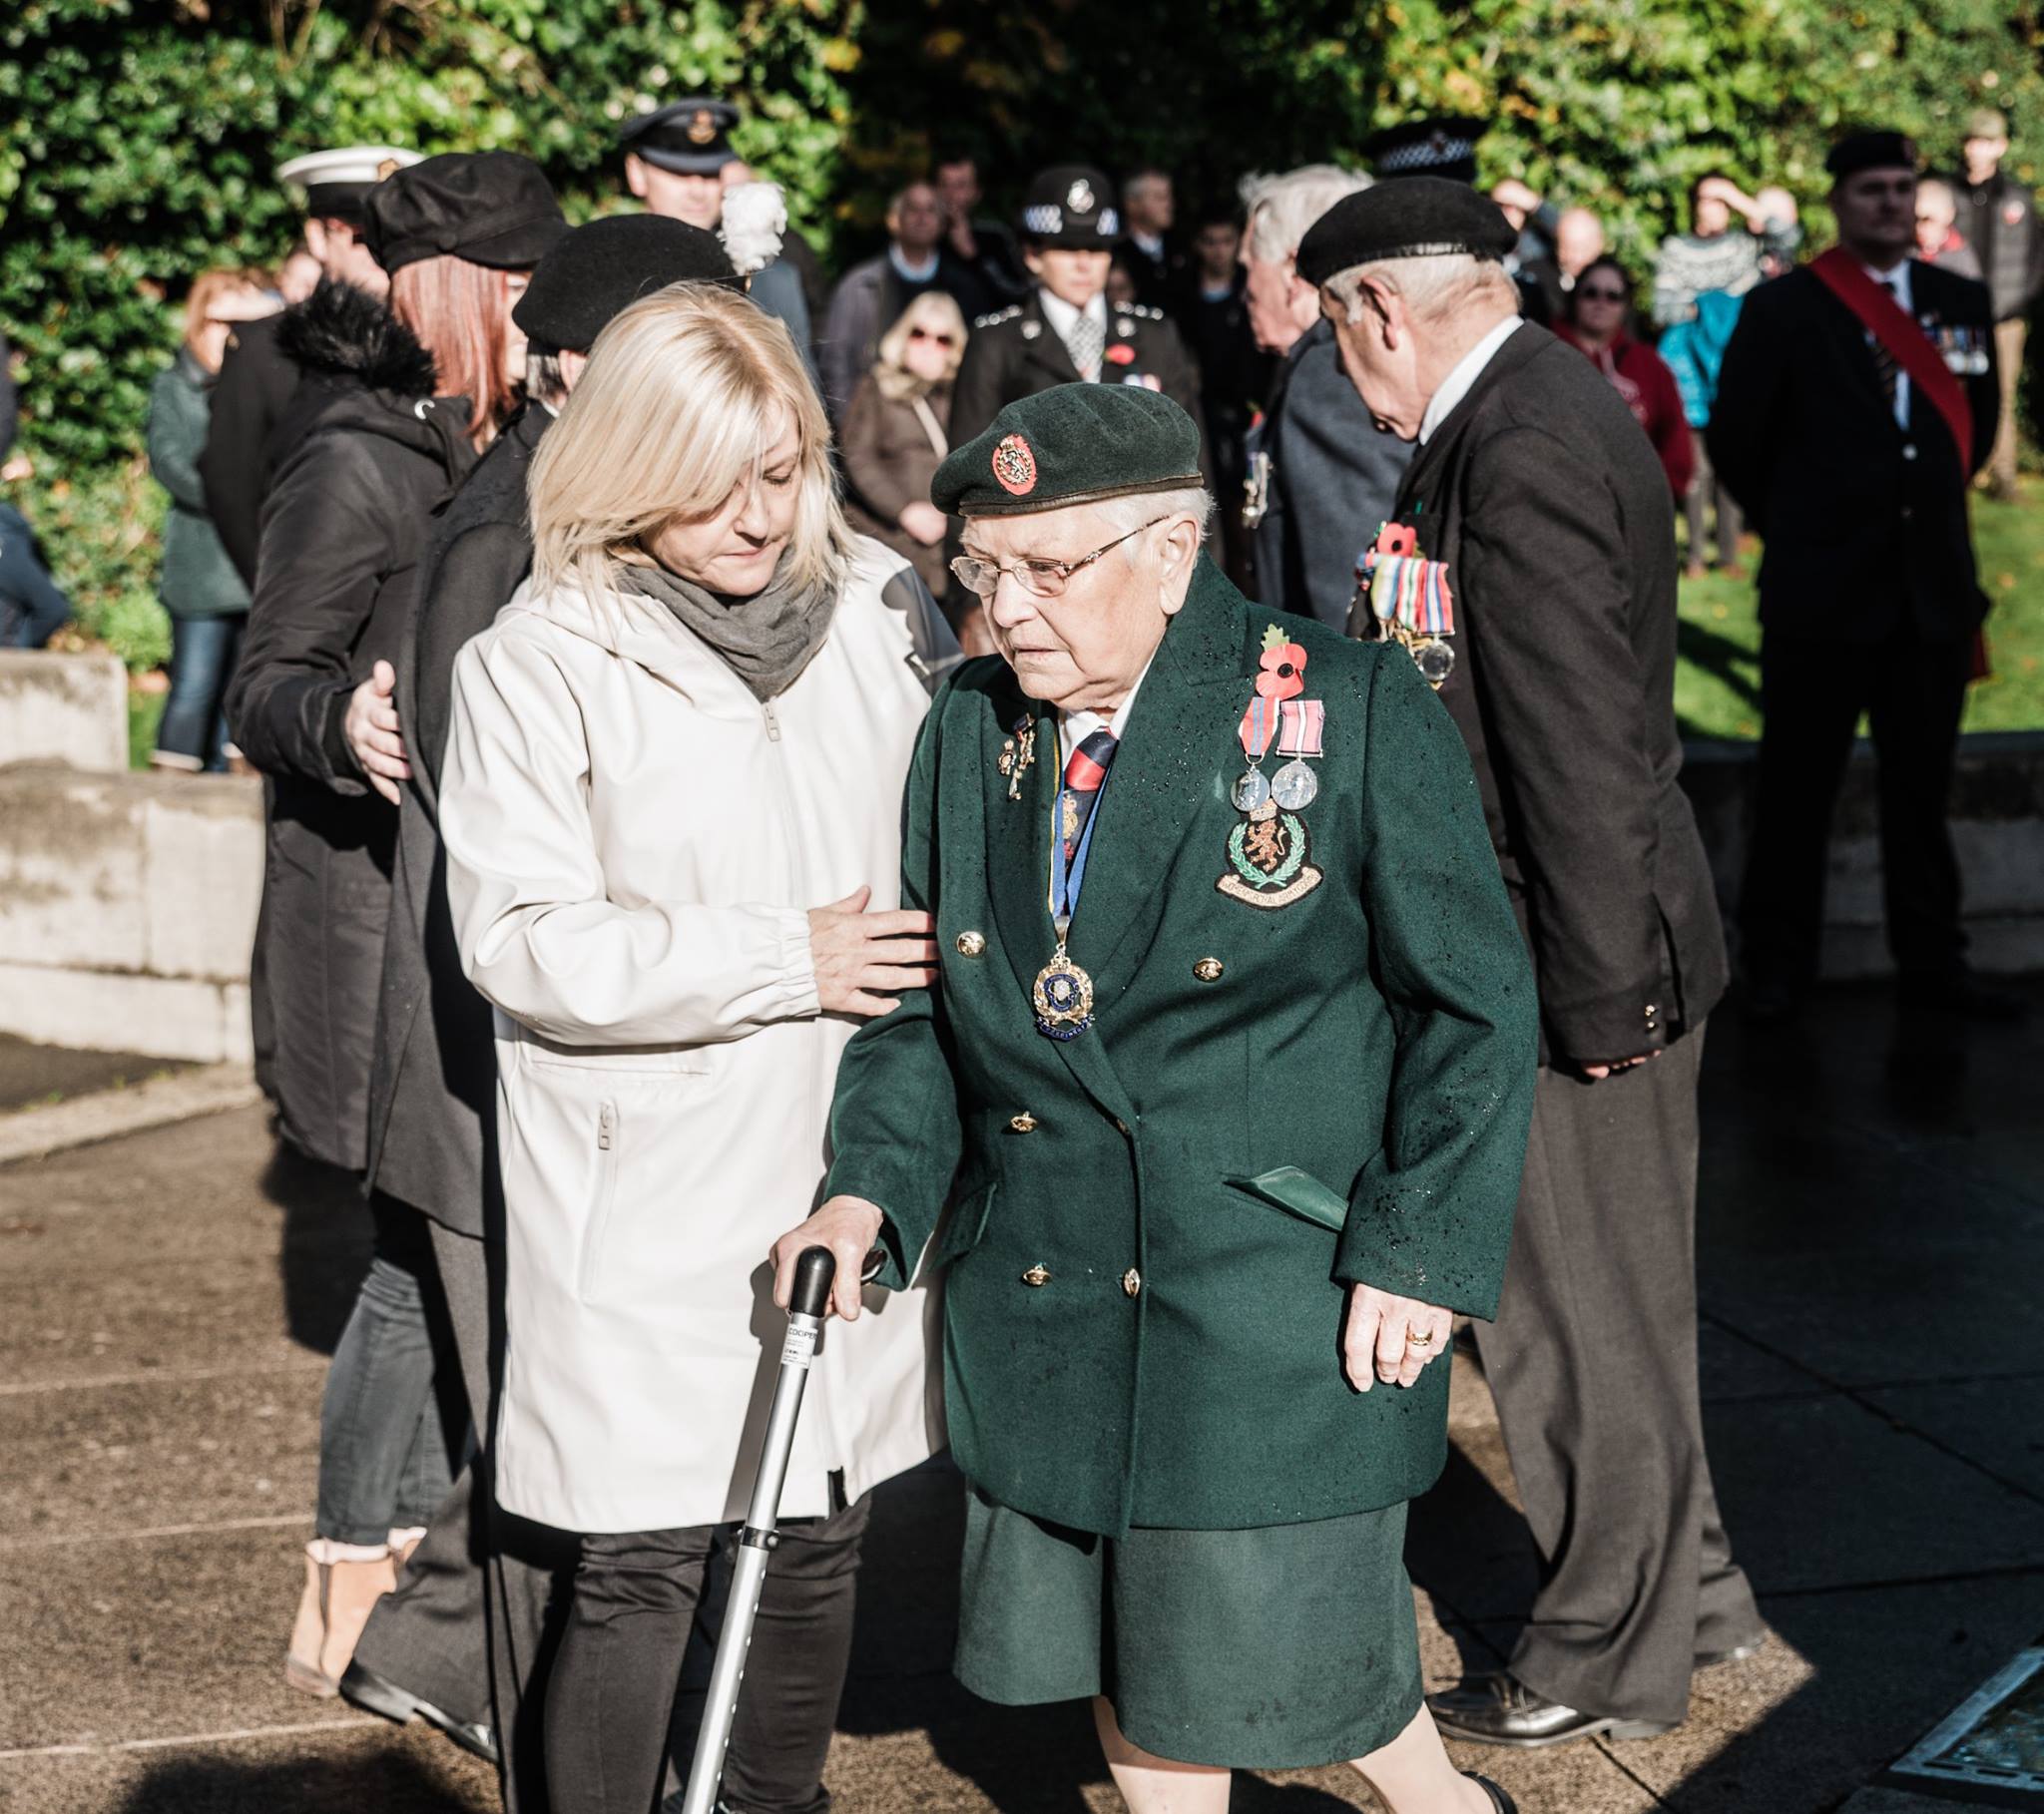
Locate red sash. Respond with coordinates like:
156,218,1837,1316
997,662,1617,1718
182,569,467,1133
1808,246,1973,465
1808,247,1989,680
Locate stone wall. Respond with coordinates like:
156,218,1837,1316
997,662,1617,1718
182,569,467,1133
0,763,261,1062
0,651,127,772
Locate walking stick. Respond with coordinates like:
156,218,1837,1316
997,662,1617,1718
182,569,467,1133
679,1245,836,1814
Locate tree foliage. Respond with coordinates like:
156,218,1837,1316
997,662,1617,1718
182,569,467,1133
3,0,2041,660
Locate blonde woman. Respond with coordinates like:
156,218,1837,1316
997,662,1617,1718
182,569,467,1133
438,282,951,1814
838,287,967,601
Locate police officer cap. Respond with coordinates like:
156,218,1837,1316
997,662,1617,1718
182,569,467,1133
620,98,742,175
513,216,743,353
1825,130,1919,181
1295,177,1517,289
1017,166,1122,248
933,382,1203,518
363,151,567,275
1367,116,1487,185
276,146,422,226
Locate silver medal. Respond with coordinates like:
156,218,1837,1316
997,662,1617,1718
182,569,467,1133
1413,638,1457,688
1231,768,1271,811
1271,758,1318,810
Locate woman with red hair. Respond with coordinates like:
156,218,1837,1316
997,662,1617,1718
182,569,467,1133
226,151,563,1705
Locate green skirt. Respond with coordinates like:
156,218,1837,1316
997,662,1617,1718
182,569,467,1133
954,1486,1423,1770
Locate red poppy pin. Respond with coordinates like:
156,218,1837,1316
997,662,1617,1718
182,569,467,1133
1105,342,1137,366
1257,625,1307,700
991,433,1037,496
1373,521,1418,558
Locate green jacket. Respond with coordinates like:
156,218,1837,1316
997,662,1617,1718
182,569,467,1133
825,558,1537,1538
149,351,251,620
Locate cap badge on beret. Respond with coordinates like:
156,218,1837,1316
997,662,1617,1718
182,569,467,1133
1067,179,1096,214
992,435,1038,497
688,109,718,146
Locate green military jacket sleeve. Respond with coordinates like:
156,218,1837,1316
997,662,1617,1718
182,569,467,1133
825,557,1537,1538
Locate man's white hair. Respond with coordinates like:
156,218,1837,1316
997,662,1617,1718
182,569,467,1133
1323,251,1519,327
1089,485,1217,548
1240,165,1372,265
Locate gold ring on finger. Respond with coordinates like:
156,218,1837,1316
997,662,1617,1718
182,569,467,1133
1405,1329,1434,1348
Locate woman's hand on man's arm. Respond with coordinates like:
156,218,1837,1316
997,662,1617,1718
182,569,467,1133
807,885,936,1017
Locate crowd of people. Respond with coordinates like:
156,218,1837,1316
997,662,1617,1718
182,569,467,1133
4,85,2035,1814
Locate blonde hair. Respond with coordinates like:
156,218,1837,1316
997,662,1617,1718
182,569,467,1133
872,289,968,402
529,283,851,599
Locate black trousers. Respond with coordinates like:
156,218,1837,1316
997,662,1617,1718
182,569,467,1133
1739,625,1973,990
546,1496,871,1814
1476,1030,1764,1726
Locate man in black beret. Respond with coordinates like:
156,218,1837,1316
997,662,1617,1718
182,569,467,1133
1711,131,2016,1023
769,378,1534,1813
949,164,1203,446
336,216,744,1809
1298,176,1767,1748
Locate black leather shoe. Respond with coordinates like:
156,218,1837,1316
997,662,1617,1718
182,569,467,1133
1695,1635,1766,1669
339,1659,500,1765
1464,1774,1518,1813
1429,1672,1673,1748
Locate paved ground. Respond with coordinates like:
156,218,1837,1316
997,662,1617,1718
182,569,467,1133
2,980,2042,1813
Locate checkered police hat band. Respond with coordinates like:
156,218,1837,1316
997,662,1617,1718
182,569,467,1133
1023,205,1064,234
1378,137,1477,174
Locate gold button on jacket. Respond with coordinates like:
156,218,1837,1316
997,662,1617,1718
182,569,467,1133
1022,1263,1051,1286
1193,957,1225,982
955,930,987,958
1008,1112,1038,1134
1122,1268,1142,1298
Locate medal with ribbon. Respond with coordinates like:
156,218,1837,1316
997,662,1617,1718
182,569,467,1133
1217,626,1326,911
1033,721,1111,1041
1355,521,1457,688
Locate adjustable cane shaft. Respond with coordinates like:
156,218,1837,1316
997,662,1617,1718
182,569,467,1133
679,1246,837,1814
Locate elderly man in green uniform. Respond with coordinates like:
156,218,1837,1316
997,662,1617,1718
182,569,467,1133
770,384,1536,1814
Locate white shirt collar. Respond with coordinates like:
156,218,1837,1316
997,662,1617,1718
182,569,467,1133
1132,229,1165,258
889,244,940,283
1864,256,1913,309
1418,314,1524,446
1038,287,1108,340
1059,654,1156,751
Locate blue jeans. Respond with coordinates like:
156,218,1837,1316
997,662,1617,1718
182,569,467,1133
156,614,246,769
0,503,73,649
316,1194,467,1547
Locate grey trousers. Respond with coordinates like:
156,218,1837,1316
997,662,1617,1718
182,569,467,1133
1473,1028,1763,1727
352,1218,566,1813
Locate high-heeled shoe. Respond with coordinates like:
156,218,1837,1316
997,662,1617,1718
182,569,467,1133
1465,1774,1518,1814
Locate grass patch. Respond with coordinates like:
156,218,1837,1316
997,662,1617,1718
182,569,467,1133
1676,487,2044,739
128,687,167,770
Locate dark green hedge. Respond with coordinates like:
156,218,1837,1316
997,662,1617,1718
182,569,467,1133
4,0,2041,662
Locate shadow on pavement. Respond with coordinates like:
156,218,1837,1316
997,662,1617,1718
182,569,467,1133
108,1747,468,1814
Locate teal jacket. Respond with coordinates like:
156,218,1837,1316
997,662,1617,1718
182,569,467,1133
149,351,251,620
825,558,1537,1538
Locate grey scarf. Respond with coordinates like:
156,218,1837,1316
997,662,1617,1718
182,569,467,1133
623,553,837,702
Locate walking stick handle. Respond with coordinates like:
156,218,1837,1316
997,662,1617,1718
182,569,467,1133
790,1244,836,1320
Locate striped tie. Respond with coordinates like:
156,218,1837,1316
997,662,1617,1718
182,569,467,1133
1871,278,1901,412
1061,729,1118,862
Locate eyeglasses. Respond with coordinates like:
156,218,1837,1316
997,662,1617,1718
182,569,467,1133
950,518,1168,601
1576,286,1628,303
908,327,958,347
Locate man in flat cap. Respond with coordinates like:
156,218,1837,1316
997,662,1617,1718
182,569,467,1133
1712,132,2017,1025
201,146,422,589
334,217,751,1808
618,96,818,375
949,165,1202,445
1296,176,1766,1747
1238,164,1412,627
1946,109,2044,499
768,381,1536,1814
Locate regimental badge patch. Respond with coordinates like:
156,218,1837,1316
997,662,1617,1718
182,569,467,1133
991,434,1037,496
1217,799,1323,909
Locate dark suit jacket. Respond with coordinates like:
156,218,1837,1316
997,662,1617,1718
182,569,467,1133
826,561,1536,1537
1708,259,1997,644
364,403,549,1232
1247,318,1412,630
1372,323,1727,1063
950,291,1203,445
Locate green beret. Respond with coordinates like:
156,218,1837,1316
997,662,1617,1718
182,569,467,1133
932,382,1205,518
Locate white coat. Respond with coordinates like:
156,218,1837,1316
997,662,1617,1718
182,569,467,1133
440,539,944,1535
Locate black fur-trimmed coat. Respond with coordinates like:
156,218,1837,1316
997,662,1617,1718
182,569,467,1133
225,280,477,1172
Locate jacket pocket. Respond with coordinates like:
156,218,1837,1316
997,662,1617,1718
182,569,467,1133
1222,1166,1348,1234
930,1180,998,1267
521,1033,711,1078
576,1101,624,1301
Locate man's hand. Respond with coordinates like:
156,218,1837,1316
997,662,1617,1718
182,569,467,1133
770,1195,885,1321
0,453,32,485
807,885,937,1017
899,501,948,547
1343,1283,1453,1392
1577,1051,1661,1082
344,659,408,804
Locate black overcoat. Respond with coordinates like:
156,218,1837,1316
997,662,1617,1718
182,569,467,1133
364,403,549,1231
225,285,474,1171
200,310,297,589
1246,318,1412,630
1367,323,1727,1064
1708,259,1998,644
